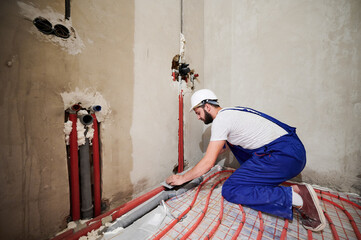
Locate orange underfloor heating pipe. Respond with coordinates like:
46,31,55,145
230,205,246,240
181,177,228,240
152,170,234,240
282,182,361,240
307,229,313,240
319,196,361,240
315,189,361,210
204,196,225,240
256,211,264,240
324,211,340,240
280,219,289,240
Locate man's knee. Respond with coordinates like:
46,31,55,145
222,180,239,202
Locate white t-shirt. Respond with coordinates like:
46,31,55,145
210,107,288,149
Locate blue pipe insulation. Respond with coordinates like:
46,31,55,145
91,105,102,112
106,176,204,232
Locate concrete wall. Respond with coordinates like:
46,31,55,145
0,0,360,239
0,0,204,239
204,0,361,193
129,0,203,200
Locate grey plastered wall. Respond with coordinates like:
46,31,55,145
204,0,361,193
0,0,137,239
0,0,205,239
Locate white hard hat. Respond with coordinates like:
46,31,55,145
190,89,218,111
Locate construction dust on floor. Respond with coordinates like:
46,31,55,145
100,166,361,240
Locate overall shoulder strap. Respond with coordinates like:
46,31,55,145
221,106,295,133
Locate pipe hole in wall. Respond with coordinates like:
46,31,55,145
64,105,103,220
33,17,70,39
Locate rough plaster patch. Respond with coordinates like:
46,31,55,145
17,1,85,55
179,33,186,61
60,88,111,122
78,226,105,240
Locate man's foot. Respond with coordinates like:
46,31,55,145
293,183,326,232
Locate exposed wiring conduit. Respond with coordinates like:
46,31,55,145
65,0,71,20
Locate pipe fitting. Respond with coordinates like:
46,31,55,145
79,114,94,126
91,105,102,112
71,104,81,112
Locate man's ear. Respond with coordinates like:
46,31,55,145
204,103,212,112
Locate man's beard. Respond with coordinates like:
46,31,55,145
203,109,213,125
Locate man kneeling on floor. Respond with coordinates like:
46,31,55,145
166,89,326,232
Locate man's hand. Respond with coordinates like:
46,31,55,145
165,140,226,186
166,174,186,186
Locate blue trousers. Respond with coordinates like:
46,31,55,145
222,132,306,219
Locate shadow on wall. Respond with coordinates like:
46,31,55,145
199,125,239,169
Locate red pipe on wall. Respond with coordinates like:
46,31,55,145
178,90,184,173
91,113,101,217
68,113,80,221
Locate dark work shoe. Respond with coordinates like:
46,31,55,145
293,183,326,232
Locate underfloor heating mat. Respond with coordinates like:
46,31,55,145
103,167,361,240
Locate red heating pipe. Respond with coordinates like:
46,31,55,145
91,113,101,217
69,113,80,221
315,189,361,210
256,211,264,240
178,90,184,173
280,219,289,240
319,196,361,240
152,170,234,240
285,182,361,239
324,211,340,240
231,205,246,240
181,177,228,240
204,196,224,240
307,230,313,240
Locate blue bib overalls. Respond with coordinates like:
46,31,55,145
221,107,306,220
